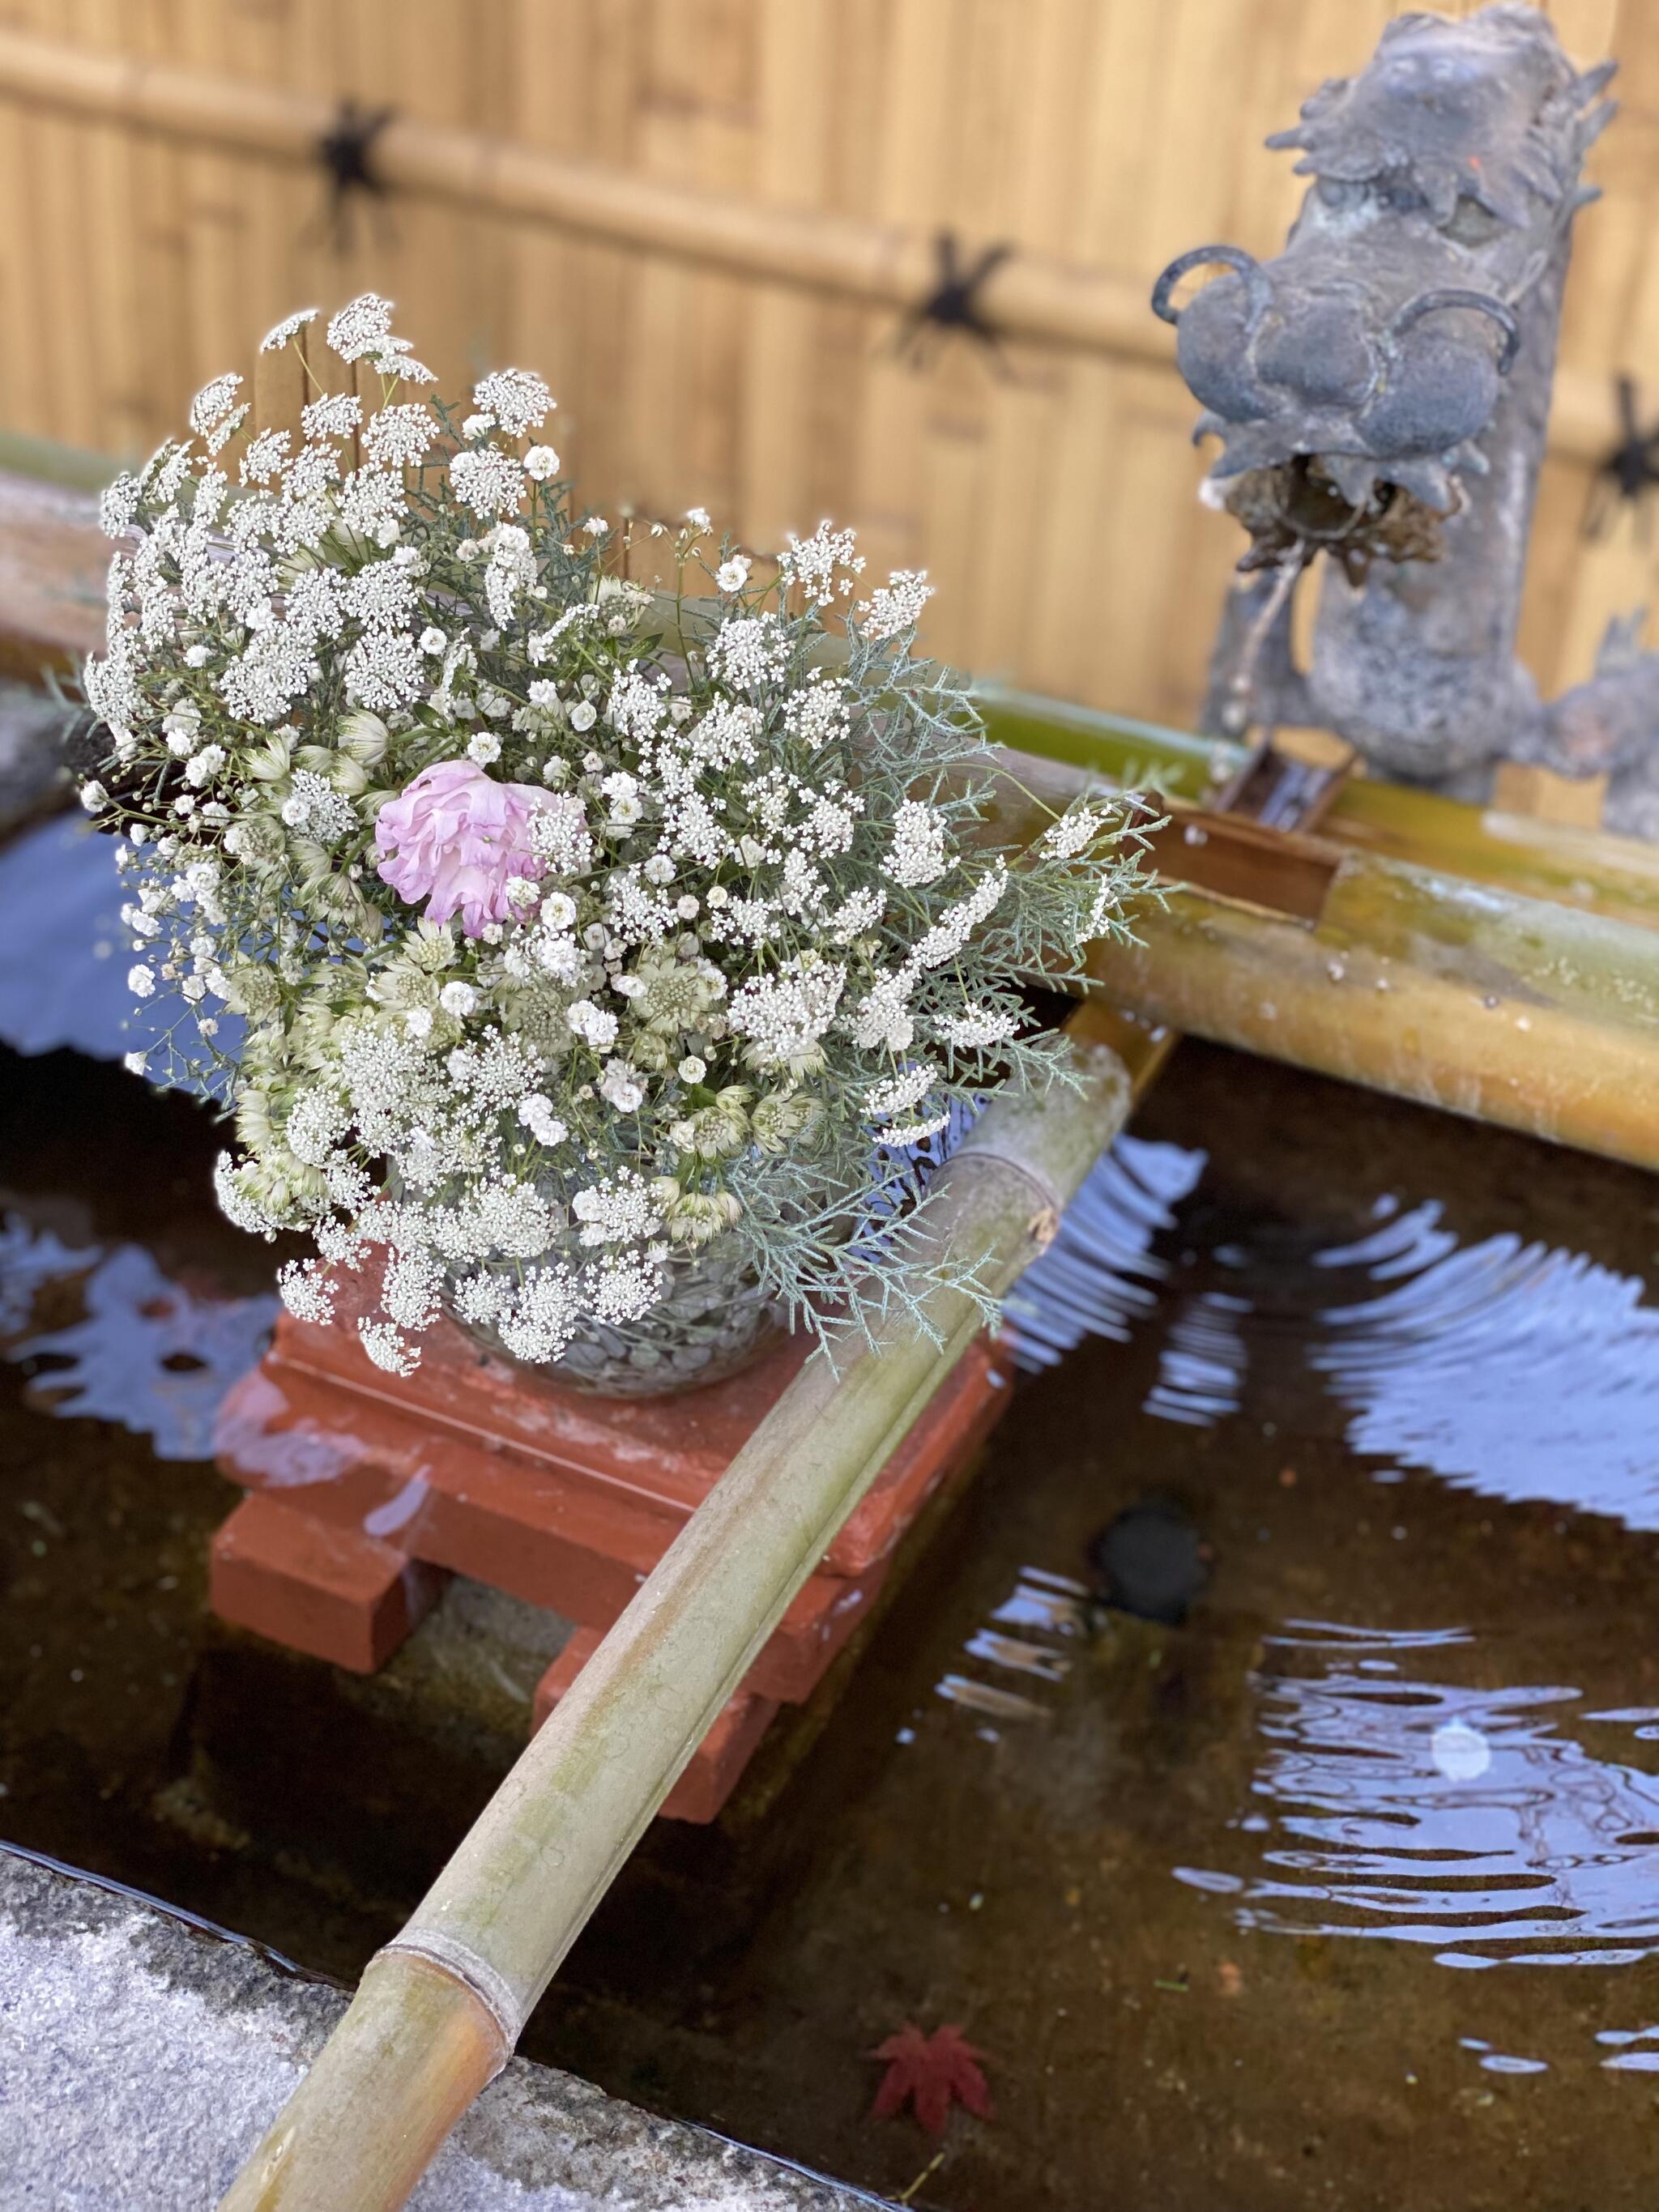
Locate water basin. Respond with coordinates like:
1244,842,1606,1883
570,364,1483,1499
6,828,1659,2207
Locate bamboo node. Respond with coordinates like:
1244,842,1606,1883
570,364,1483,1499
938,1143,1067,1223
375,1934,521,2059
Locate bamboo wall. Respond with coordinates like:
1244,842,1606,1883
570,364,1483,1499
0,0,1654,731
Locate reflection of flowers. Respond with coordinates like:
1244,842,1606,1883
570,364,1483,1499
375,761,553,936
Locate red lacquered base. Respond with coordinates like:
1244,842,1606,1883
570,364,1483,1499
211,1259,1010,1818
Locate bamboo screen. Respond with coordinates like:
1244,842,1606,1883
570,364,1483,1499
0,0,1653,731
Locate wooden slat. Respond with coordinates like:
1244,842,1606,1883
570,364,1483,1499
0,0,1651,751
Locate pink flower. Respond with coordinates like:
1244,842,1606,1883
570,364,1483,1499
374,759,553,937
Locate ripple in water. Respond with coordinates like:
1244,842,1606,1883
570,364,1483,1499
1004,1136,1206,1366
1017,1135,1659,1533
1014,1138,1659,1997
1176,1621,1659,1970
1310,1200,1659,1531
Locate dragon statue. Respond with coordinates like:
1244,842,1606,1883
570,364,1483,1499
1154,5,1659,835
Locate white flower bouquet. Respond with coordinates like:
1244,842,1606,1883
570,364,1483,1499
81,295,1145,1392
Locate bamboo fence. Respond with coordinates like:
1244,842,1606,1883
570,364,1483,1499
1,0,1657,735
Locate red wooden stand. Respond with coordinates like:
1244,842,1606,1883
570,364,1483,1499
212,1261,1009,1818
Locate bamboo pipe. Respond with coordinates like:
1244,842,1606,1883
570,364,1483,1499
970,735,1659,1171
1082,852,1659,1172
979,688,1659,935
0,22,1623,461
219,1004,1162,2212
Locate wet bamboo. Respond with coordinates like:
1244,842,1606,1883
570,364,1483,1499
979,688,1659,934
1081,853,1659,1171
219,1004,1162,2212
969,739,1659,1171
0,22,1622,454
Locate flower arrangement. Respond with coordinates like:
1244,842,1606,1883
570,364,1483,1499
80,295,1145,1388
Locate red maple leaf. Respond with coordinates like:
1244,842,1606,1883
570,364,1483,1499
868,2022,994,2136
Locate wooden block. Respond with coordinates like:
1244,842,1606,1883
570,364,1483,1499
213,1257,1012,1703
210,1492,447,1674
1491,761,1609,827
256,1253,1008,1579
214,1355,897,1702
533,1626,779,1824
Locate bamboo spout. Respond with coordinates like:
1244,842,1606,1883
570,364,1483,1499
1084,851,1659,1172
218,1950,506,2212
219,1003,1159,2211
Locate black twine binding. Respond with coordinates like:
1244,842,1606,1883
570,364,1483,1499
893,232,1015,374
310,98,397,253
1584,374,1659,543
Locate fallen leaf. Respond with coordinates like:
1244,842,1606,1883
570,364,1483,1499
869,2022,994,2136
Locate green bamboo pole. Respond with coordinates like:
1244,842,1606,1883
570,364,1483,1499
219,1004,1162,2212
979,687,1659,934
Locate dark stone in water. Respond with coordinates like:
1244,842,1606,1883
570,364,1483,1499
1087,1498,1210,1625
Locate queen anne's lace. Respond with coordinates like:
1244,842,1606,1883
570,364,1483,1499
85,294,1145,1370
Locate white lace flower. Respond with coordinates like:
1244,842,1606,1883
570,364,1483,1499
885,800,951,889
450,446,527,518
301,392,362,441
326,292,395,362
190,373,243,437
362,403,437,468
856,568,933,641
359,1317,418,1375
472,368,554,435
261,306,319,352
279,1259,337,1324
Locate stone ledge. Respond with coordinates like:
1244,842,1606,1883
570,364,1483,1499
0,1845,885,2211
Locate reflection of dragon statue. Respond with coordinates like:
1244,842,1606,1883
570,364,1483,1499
1156,6,1659,835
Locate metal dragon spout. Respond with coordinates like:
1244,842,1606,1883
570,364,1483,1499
1156,4,1659,833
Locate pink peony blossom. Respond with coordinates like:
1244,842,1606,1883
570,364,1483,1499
374,759,554,937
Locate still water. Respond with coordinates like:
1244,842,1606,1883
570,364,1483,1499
5,820,1659,2207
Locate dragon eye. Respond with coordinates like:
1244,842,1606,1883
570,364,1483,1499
1444,196,1505,248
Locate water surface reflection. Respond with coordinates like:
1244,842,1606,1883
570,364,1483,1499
1178,1620,1659,1970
